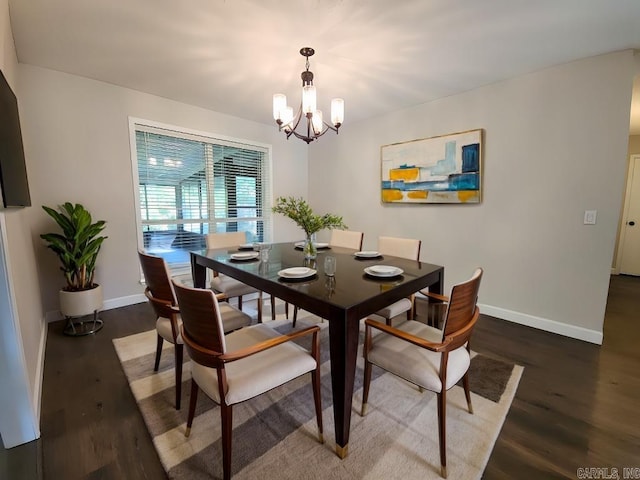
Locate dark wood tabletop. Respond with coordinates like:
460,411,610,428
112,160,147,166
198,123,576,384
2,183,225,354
190,242,444,458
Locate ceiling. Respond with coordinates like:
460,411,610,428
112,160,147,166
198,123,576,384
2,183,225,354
8,0,640,133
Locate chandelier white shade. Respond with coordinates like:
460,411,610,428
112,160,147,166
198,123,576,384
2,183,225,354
273,47,344,144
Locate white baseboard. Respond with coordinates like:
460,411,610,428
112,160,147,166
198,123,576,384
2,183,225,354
103,294,146,310
480,303,603,345
44,294,604,345
45,293,147,323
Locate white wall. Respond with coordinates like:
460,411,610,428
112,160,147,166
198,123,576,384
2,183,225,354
309,51,635,344
18,64,309,317
0,0,43,448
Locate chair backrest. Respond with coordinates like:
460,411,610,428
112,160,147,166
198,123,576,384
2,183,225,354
172,280,227,366
330,230,364,250
206,231,248,250
138,250,176,305
378,236,421,261
441,268,483,341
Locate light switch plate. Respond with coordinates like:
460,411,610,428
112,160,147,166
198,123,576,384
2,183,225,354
584,210,597,225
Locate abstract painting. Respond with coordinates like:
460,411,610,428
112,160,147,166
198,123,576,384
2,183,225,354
381,129,483,204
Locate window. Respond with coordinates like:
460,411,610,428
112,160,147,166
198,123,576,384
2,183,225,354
131,121,272,272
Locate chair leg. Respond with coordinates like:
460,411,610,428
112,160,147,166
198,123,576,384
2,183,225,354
312,368,324,444
408,293,415,320
437,390,447,478
361,359,372,416
462,372,474,414
285,302,289,319
221,402,233,480
292,306,298,328
174,344,183,410
154,334,163,372
185,380,199,437
238,295,243,310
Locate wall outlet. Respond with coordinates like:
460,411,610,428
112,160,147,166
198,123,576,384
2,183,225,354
584,210,597,225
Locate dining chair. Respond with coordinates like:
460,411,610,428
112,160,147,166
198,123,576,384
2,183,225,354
290,229,364,327
374,235,422,325
206,231,275,323
360,268,483,478
138,250,252,410
172,280,324,480
330,229,364,250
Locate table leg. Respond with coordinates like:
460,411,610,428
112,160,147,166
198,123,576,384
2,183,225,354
328,316,360,458
433,269,444,295
190,253,207,289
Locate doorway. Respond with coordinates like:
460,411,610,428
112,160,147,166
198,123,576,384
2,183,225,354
617,154,640,276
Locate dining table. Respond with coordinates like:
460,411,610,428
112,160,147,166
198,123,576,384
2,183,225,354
190,241,444,459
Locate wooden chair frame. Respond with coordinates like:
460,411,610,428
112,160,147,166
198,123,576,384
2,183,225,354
361,268,482,478
174,284,324,480
138,251,190,410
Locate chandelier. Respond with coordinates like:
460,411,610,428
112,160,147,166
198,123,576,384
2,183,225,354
272,47,344,144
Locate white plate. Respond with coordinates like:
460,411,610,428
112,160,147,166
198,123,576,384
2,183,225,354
355,251,381,258
238,243,254,250
278,267,317,279
364,265,404,278
294,241,330,249
230,252,259,260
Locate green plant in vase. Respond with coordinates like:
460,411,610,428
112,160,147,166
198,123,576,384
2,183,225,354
41,202,107,291
272,196,346,259
41,202,108,336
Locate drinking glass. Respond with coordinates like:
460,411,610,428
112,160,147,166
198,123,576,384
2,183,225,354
259,244,271,262
324,255,336,276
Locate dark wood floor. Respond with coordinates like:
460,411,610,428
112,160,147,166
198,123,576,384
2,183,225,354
2,275,639,479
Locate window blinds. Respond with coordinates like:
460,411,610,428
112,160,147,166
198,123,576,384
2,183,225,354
133,124,271,270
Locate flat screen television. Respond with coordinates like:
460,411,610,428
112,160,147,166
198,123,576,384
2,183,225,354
0,69,31,208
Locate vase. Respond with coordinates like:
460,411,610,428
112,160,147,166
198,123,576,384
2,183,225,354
59,284,104,336
303,233,317,260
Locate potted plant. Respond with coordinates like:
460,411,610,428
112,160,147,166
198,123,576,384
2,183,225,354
272,196,346,259
40,202,107,335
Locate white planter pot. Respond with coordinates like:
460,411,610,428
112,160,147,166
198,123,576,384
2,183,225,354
59,284,103,317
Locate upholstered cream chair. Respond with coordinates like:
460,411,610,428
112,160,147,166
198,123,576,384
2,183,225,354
330,229,364,250
206,231,274,322
137,250,251,410
373,236,422,325
173,280,324,480
361,268,483,478
290,229,364,327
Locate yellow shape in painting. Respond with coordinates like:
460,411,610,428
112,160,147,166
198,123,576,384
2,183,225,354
457,191,479,203
389,167,419,181
407,190,428,199
382,189,403,202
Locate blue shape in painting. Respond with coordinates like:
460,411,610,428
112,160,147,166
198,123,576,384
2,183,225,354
449,173,479,190
461,143,479,173
431,141,457,175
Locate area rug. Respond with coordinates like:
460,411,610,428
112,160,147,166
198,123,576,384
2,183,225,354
113,311,522,480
